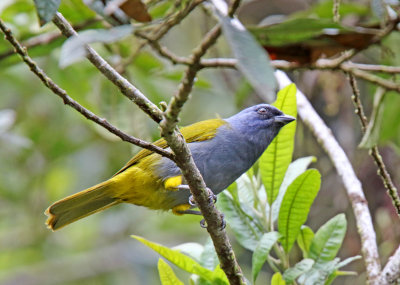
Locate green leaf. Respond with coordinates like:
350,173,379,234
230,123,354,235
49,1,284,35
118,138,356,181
60,25,134,68
33,0,60,25
158,259,184,285
271,272,286,285
132,235,227,283
218,192,263,251
278,169,321,253
297,226,315,258
283,258,314,284
296,0,370,19
271,156,316,222
236,173,256,206
212,265,229,284
260,84,298,206
336,255,361,269
250,18,350,46
309,214,347,264
213,3,276,101
359,87,386,148
298,259,340,285
173,242,204,262
324,256,361,285
252,231,280,282
199,238,219,270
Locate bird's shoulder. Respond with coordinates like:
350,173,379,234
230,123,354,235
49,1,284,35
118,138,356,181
113,118,228,176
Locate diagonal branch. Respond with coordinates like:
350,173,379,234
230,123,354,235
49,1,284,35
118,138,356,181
0,18,174,161
347,74,400,216
379,244,400,283
275,70,382,285
158,2,245,284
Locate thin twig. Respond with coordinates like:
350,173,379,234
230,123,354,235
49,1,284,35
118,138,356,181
0,18,174,161
343,62,400,74
348,74,400,216
52,13,164,123
333,0,341,22
275,70,382,285
125,0,205,69
345,67,400,93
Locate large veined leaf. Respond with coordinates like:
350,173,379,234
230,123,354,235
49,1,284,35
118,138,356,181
271,156,316,222
283,259,314,284
278,169,321,253
218,192,263,251
308,214,347,264
252,231,280,282
211,0,276,101
132,235,228,284
298,259,340,285
158,259,184,285
260,84,297,206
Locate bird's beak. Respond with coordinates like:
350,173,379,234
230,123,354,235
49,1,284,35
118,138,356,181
275,115,296,125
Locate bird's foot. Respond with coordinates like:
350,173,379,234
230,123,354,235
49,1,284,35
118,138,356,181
188,187,216,207
200,213,226,230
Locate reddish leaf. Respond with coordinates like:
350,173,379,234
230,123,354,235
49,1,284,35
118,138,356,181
120,0,152,22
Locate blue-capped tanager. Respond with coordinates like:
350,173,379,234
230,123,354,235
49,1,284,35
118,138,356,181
45,104,295,230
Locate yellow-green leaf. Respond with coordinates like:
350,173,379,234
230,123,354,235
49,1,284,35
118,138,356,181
132,235,226,283
278,169,321,253
260,83,297,206
271,272,286,285
158,259,184,285
297,225,315,258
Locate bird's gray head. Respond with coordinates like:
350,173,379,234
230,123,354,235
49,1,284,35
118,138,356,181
226,104,295,148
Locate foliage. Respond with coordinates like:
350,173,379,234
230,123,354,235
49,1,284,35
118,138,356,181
132,85,358,284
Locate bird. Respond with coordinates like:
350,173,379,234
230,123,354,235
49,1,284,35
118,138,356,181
45,104,295,230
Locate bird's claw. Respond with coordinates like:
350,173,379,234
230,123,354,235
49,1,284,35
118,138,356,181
188,187,216,207
199,213,226,230
189,195,196,206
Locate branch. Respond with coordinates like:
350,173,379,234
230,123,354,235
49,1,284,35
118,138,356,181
275,70,382,285
0,18,174,161
343,62,400,74
52,13,163,123
379,244,400,284
158,3,245,284
348,74,400,216
344,67,400,93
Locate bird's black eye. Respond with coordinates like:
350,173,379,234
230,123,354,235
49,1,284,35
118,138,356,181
257,107,268,115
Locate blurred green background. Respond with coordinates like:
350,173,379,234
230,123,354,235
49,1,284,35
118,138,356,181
0,0,399,284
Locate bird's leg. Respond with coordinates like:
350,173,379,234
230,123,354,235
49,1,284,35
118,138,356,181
176,185,217,206
199,213,226,229
174,184,225,230
164,177,217,205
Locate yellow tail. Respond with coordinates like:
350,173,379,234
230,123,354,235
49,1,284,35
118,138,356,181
45,180,120,231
